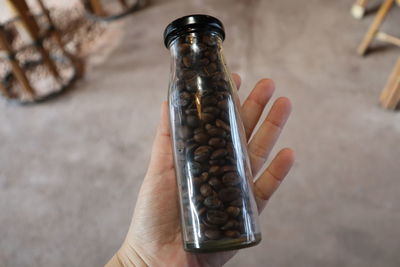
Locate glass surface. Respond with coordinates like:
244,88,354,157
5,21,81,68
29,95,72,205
167,32,261,252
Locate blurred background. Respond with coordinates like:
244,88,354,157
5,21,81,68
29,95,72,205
0,0,399,266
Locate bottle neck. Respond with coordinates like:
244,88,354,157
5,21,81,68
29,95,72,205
168,32,223,59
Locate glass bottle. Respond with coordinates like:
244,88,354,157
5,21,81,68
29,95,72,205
164,14,261,252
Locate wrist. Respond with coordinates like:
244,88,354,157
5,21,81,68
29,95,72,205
105,242,147,267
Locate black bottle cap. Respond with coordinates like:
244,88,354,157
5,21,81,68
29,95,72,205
163,14,225,48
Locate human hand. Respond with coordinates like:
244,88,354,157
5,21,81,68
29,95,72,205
106,74,294,267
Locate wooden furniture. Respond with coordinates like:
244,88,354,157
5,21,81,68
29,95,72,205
380,57,400,109
83,0,143,21
357,0,400,56
0,0,79,104
351,0,369,19
0,26,35,99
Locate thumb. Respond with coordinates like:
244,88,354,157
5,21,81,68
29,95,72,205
147,101,174,176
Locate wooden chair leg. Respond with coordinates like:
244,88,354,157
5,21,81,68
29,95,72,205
380,58,400,110
351,0,369,19
0,26,35,98
8,0,61,80
357,0,394,56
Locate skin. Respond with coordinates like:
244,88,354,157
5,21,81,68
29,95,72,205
106,74,295,267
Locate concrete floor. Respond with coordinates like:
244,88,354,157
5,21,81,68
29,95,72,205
1,0,400,266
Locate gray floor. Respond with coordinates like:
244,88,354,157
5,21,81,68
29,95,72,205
1,0,400,266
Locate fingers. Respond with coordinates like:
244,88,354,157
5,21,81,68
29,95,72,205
240,79,275,140
147,101,174,176
254,148,295,212
231,73,241,90
248,97,292,175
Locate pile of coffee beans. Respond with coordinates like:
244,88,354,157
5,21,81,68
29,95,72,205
170,34,252,242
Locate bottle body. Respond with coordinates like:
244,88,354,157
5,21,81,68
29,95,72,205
168,31,261,252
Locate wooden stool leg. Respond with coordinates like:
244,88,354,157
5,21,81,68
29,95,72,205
36,0,64,48
351,0,368,19
0,27,35,98
357,0,394,56
89,0,107,16
8,0,61,80
380,58,400,110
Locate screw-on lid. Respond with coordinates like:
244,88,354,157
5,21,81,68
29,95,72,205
163,14,225,48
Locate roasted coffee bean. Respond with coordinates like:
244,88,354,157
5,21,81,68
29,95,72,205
211,72,224,82
186,115,200,128
186,143,198,157
178,126,192,139
189,161,203,176
217,91,230,99
218,187,241,202
223,230,241,238
203,106,220,114
226,156,236,164
220,111,230,122
207,127,226,137
185,109,197,115
216,80,229,90
178,43,190,54
178,91,192,107
208,177,222,190
209,159,226,165
194,146,212,162
192,177,203,187
203,196,222,209
202,218,218,229
182,70,196,80
199,172,209,182
204,50,217,62
185,78,198,92
182,56,193,68
220,219,240,230
194,194,205,204
201,112,215,123
204,63,218,76
199,57,210,66
226,143,234,155
218,99,229,110
194,132,209,144
205,229,221,240
226,206,241,217
197,42,207,50
194,128,205,134
222,172,241,186
208,137,226,148
202,35,215,46
200,184,213,197
206,210,228,225
222,165,236,173
202,96,218,106
229,199,243,207
209,165,223,176
198,207,207,217
216,119,231,132
210,148,228,160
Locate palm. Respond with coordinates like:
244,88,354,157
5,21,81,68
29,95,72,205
115,76,294,267
129,147,238,267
